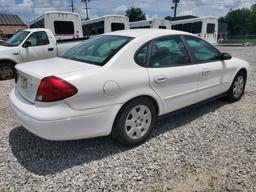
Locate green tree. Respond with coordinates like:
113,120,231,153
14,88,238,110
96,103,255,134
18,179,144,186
251,3,256,12
126,7,146,22
219,6,255,35
249,4,256,34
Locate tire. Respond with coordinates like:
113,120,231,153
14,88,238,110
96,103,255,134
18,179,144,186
0,62,15,80
226,71,246,102
111,98,157,147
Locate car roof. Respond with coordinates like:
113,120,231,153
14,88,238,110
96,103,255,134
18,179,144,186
104,29,192,38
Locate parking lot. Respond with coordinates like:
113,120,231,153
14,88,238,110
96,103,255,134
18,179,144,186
0,46,255,191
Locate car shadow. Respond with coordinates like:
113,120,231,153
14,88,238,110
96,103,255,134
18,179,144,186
9,99,227,176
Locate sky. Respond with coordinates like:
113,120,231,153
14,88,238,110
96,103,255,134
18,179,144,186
0,0,255,24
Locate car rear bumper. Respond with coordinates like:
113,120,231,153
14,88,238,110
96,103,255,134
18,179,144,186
9,89,122,141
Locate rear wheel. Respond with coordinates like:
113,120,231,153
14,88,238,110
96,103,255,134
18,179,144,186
226,71,246,102
0,62,15,80
112,98,157,146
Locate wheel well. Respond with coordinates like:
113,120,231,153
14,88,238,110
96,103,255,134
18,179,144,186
0,59,16,66
123,95,159,115
238,68,247,78
113,95,160,128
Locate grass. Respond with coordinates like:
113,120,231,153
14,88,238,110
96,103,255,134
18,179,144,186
232,39,256,45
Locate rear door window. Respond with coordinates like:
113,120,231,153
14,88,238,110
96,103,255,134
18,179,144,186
149,36,191,67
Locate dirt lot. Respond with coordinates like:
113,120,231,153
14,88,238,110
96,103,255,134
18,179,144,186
0,46,255,192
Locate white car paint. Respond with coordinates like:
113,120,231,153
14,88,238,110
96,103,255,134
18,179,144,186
10,29,250,141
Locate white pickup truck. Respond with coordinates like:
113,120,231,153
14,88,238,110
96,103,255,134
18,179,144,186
0,28,87,80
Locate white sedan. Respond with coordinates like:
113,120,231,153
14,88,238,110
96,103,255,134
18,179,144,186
10,29,250,146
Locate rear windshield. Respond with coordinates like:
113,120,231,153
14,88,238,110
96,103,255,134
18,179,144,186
111,23,125,31
54,21,74,35
62,35,133,66
207,23,215,33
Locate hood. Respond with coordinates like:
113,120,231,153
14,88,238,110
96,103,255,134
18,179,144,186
0,45,19,52
16,57,101,79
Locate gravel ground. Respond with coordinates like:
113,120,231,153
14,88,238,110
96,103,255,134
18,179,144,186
0,46,256,192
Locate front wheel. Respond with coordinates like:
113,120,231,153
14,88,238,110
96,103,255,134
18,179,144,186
112,98,157,146
226,71,246,102
0,63,15,80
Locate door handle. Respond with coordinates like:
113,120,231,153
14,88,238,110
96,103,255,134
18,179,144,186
202,69,210,76
154,76,167,83
48,48,54,51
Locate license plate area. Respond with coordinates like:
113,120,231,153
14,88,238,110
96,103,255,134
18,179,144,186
19,75,28,90
16,71,39,103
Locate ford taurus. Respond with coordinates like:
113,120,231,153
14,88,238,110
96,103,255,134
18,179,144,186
10,29,250,146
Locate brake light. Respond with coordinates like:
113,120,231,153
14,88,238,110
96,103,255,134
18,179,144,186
36,76,78,102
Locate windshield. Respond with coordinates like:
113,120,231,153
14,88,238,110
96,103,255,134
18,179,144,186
62,35,133,66
5,31,30,47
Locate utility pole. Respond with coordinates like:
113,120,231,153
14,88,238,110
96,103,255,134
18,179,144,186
171,0,180,18
82,0,91,20
70,0,74,12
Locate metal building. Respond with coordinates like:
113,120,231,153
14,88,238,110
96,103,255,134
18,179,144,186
0,14,27,38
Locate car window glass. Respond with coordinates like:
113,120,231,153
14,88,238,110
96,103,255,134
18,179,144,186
62,35,133,66
184,36,219,63
150,36,190,67
27,31,49,46
135,45,148,66
207,23,215,33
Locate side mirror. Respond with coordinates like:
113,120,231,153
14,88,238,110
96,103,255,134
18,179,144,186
22,40,31,48
220,52,232,60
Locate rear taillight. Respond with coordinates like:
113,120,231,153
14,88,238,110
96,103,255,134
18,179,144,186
36,76,78,102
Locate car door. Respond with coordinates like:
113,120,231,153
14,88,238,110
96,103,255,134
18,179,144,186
183,35,226,100
146,35,202,114
20,31,57,62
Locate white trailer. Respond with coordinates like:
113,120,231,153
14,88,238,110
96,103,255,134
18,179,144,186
171,16,218,44
29,11,83,40
82,15,130,36
130,18,171,29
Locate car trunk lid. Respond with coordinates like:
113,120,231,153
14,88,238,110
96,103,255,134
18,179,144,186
15,57,100,103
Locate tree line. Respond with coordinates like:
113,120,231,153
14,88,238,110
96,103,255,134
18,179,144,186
219,4,256,36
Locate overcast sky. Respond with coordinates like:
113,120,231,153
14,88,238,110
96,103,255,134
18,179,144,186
0,0,255,23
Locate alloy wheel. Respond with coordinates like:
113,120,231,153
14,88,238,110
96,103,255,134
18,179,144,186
125,105,152,140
